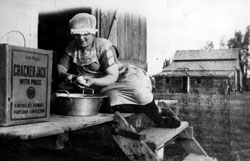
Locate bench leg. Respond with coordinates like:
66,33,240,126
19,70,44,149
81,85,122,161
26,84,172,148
156,147,164,160
178,127,208,156
112,112,159,161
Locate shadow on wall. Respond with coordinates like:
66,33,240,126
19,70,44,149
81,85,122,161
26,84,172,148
38,8,91,57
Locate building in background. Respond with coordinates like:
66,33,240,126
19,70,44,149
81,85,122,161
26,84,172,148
153,48,243,94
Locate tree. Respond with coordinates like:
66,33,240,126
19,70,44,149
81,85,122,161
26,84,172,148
243,26,250,49
227,31,244,48
227,27,250,91
240,49,249,71
219,36,227,49
163,59,170,69
203,41,214,50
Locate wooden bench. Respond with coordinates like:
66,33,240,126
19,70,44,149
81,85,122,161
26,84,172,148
139,121,189,158
112,112,208,161
0,113,131,149
0,111,207,161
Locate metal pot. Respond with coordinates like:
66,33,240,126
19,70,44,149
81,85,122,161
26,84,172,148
54,89,107,116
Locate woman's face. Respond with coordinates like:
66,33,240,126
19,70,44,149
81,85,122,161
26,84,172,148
73,33,95,48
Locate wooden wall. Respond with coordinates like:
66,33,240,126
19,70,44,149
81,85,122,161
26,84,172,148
97,10,147,71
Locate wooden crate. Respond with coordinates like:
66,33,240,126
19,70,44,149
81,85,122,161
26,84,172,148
0,44,53,126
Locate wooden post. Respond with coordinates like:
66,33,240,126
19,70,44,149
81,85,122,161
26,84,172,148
112,112,159,161
187,76,190,93
178,127,208,156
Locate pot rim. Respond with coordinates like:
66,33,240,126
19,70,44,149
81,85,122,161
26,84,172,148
55,93,108,99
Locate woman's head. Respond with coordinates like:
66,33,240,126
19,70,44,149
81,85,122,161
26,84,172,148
69,13,98,48
73,33,95,48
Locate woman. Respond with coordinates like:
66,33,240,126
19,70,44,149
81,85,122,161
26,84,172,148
58,13,180,128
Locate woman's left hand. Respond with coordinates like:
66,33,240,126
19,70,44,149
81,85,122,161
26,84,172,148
75,75,95,87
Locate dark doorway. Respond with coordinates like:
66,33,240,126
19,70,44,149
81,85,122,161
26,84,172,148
38,8,92,91
38,8,92,59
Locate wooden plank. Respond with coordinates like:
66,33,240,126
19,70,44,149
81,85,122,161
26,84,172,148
132,15,140,61
117,12,125,59
139,121,189,150
128,13,134,61
92,8,101,38
124,13,130,60
112,112,159,161
0,120,64,140
107,10,118,46
125,13,133,60
117,14,147,71
100,10,112,39
179,138,208,156
0,113,132,140
49,114,116,131
139,16,147,63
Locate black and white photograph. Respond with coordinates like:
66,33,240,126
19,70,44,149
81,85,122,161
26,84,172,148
0,0,249,161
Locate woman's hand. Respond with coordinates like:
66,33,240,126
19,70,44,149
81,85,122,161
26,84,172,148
76,75,95,87
75,64,119,88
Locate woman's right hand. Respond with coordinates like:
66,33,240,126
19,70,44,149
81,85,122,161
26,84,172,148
76,76,88,86
76,75,95,87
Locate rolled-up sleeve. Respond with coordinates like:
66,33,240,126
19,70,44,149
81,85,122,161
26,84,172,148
99,46,118,70
58,53,71,73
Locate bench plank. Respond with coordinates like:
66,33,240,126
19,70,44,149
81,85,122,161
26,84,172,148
0,113,132,140
139,121,189,149
112,112,159,161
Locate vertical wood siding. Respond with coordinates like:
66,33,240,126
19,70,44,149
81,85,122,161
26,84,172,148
98,10,147,71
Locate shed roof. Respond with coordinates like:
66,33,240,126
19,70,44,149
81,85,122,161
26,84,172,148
173,48,240,61
162,61,240,71
155,70,234,77
154,61,240,77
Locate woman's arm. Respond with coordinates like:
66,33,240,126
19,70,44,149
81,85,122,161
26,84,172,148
76,46,119,87
58,54,76,83
77,63,119,87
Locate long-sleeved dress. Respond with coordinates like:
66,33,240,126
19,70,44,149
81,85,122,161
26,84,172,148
58,38,153,107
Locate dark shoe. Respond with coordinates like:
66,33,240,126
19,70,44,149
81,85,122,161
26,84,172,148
160,108,181,128
160,116,181,128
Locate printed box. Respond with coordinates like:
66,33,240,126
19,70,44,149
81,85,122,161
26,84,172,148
0,44,53,126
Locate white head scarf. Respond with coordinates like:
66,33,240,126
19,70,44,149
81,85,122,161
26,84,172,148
69,13,98,35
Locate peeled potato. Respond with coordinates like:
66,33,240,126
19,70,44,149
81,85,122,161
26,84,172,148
76,76,87,85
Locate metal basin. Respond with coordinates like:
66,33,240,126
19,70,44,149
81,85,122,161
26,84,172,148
54,90,107,116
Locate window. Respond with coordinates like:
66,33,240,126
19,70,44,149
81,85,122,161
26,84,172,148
165,77,170,84
196,78,201,84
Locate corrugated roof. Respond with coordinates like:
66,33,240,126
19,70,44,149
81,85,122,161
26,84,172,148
173,48,240,61
161,61,240,71
154,61,240,77
155,70,234,77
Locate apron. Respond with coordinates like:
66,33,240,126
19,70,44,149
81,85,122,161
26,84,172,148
62,38,154,106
